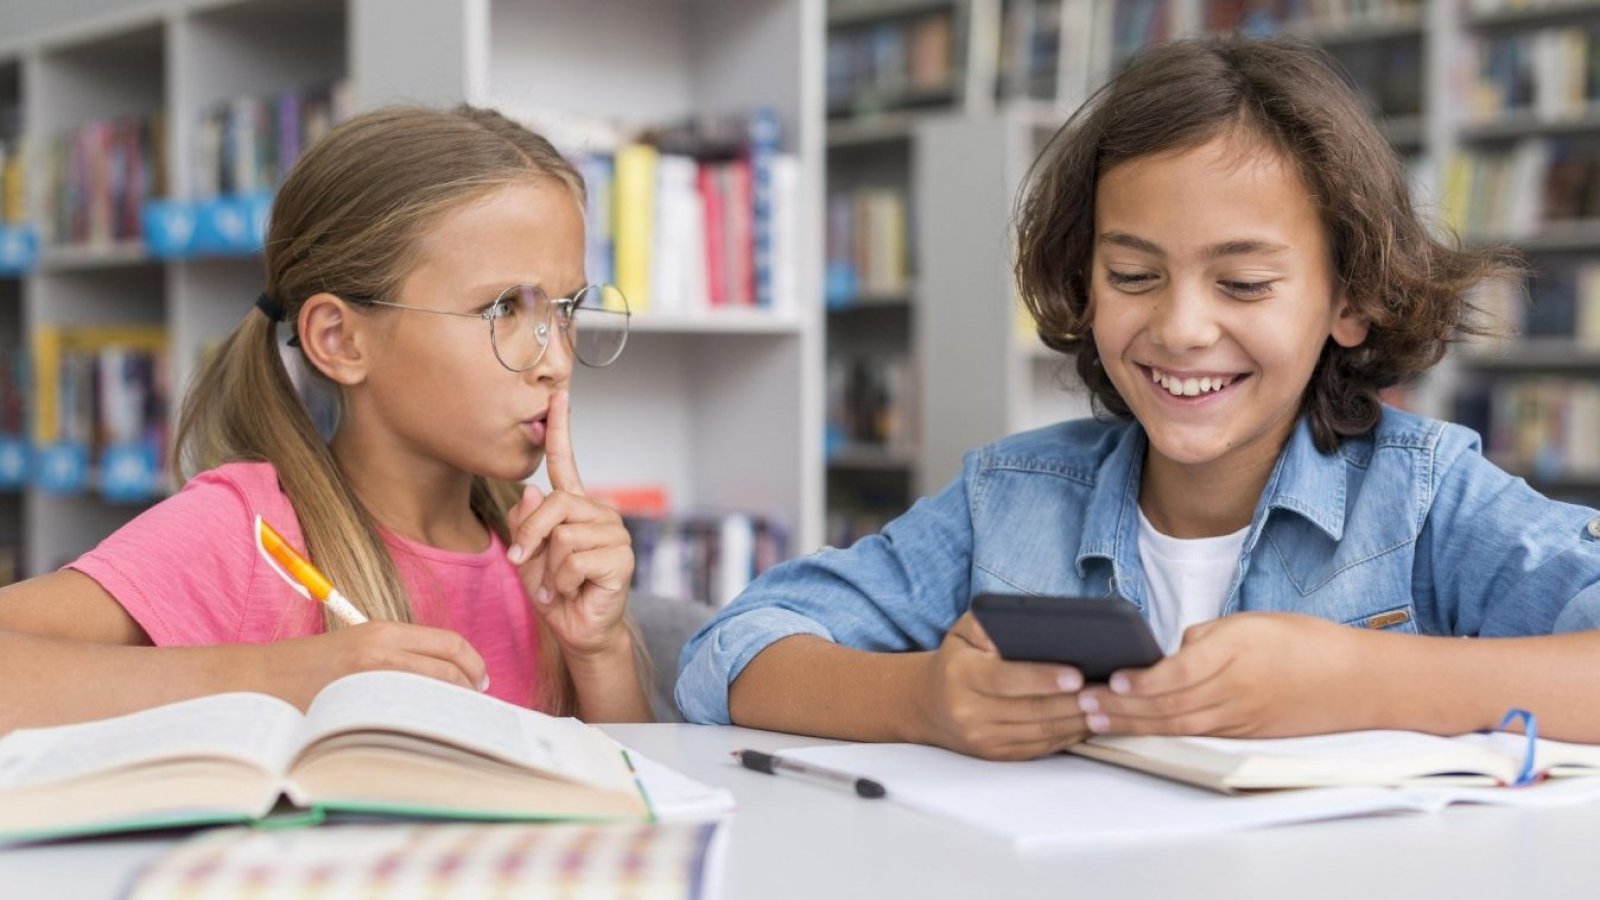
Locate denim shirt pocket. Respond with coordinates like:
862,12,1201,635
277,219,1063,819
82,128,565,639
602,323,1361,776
1340,605,1419,634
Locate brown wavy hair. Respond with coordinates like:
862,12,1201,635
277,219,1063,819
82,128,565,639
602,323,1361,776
174,104,636,715
1015,36,1522,451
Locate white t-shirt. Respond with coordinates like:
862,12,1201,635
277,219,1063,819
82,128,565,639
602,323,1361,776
1136,508,1249,655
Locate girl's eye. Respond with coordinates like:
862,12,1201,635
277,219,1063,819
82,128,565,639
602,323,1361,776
1221,280,1273,299
1107,270,1156,290
485,299,516,320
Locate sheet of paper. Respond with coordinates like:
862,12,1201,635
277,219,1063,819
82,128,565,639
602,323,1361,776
780,742,1418,850
619,744,736,822
0,693,301,790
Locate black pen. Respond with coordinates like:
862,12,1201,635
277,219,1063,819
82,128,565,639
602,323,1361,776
733,749,887,799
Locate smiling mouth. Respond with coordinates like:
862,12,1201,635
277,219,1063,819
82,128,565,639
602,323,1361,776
1143,366,1249,398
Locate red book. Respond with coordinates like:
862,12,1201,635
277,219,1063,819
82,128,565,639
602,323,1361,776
723,159,754,307
698,164,727,307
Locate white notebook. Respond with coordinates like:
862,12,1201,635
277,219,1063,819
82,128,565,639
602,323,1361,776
780,740,1600,851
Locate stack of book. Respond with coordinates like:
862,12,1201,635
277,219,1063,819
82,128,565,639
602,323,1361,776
574,109,800,317
1203,0,1422,35
30,327,169,503
827,6,956,117
996,0,1064,102
43,114,164,248
1462,26,1600,123
1443,140,1600,240
826,186,910,305
193,81,351,201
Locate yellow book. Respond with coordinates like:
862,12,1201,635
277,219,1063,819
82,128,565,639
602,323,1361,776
31,326,167,445
614,142,659,313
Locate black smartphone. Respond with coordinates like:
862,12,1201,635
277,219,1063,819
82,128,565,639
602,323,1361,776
969,593,1164,683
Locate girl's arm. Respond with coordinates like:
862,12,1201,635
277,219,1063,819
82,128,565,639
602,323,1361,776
0,570,489,733
565,629,653,723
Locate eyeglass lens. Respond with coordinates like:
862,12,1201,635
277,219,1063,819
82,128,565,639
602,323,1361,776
489,284,630,370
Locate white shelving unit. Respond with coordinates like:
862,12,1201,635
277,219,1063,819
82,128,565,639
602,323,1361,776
0,0,826,577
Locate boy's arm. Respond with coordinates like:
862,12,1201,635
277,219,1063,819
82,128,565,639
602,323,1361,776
727,635,935,742
675,462,980,727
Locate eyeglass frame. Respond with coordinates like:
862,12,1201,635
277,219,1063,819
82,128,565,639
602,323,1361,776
348,283,631,372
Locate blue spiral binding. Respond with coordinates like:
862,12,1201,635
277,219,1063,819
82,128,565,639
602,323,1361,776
1493,708,1539,787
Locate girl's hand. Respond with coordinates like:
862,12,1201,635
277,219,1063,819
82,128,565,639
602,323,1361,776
1075,611,1367,738
915,612,1089,761
261,621,489,709
506,390,635,660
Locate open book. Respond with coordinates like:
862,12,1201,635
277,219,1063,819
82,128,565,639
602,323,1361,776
1071,729,1600,794
0,671,650,844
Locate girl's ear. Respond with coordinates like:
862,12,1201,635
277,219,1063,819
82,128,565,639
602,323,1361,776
298,293,372,385
1330,292,1370,349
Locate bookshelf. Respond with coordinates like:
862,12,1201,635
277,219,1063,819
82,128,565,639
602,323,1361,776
0,0,826,586
829,0,1600,526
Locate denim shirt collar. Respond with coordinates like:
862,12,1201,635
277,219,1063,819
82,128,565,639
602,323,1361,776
1073,416,1347,609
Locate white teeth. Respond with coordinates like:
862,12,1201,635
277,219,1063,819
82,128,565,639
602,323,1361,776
1151,368,1235,396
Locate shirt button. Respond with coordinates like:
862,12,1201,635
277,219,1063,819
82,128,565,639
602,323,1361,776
1587,518,1600,540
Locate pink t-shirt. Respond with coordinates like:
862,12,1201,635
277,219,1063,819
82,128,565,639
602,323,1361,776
69,462,543,708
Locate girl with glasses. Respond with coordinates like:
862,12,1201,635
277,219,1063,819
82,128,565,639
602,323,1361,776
0,106,651,730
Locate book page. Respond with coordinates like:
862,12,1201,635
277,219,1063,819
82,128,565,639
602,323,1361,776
1453,732,1600,775
0,693,302,791
1175,731,1472,761
297,671,630,791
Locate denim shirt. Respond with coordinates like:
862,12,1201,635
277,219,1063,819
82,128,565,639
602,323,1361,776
676,407,1600,725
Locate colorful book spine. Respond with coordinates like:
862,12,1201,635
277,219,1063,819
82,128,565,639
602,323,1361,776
613,143,659,313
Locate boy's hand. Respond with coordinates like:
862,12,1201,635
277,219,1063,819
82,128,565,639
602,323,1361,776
264,621,489,709
915,612,1089,761
1075,612,1366,738
506,390,635,660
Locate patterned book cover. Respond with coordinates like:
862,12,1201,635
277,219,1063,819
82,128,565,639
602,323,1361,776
127,820,723,900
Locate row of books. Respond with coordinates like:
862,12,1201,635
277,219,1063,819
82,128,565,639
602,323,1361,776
826,353,917,459
576,110,798,315
1457,377,1600,481
625,513,789,608
996,0,1065,102
1204,0,1422,35
193,80,351,200
585,484,787,607
826,186,911,305
1462,27,1600,124
827,7,957,117
1473,261,1600,343
27,328,170,502
43,114,166,248
1440,141,1600,240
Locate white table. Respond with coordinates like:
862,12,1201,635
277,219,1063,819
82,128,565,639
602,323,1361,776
3,724,1597,899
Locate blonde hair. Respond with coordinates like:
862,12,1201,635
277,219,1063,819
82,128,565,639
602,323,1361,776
175,105,605,715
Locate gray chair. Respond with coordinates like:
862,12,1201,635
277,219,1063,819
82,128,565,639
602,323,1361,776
628,592,716,723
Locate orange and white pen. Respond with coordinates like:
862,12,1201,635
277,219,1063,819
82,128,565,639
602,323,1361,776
254,515,369,625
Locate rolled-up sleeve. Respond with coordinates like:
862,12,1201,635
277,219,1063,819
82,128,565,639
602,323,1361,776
675,456,980,724
1420,427,1600,638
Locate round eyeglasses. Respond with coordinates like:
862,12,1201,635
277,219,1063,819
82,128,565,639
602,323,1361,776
363,283,630,372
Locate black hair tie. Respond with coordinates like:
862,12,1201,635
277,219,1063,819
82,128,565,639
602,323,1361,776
255,292,286,322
